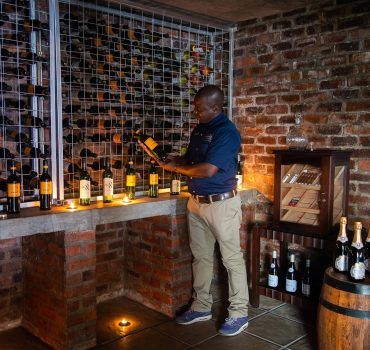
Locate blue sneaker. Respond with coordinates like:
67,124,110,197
175,309,212,325
218,316,249,336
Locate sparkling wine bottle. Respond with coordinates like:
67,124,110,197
334,217,349,273
39,159,52,210
285,254,297,294
349,222,366,282
268,250,279,289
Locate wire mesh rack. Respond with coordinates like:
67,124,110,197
0,0,232,207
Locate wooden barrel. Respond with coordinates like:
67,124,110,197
317,267,370,350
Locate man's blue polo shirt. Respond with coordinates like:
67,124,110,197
186,112,241,196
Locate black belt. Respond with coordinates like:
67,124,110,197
192,190,237,204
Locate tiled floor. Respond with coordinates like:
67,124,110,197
0,294,318,350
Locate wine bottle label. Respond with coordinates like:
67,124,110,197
337,236,348,243
351,241,364,249
40,181,52,195
302,283,311,297
103,178,113,196
149,174,158,185
80,180,91,199
7,183,20,197
286,278,297,292
236,174,242,189
268,274,278,287
350,262,365,280
335,255,348,271
144,137,158,151
126,174,136,186
171,179,181,193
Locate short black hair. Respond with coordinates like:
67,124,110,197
195,85,224,109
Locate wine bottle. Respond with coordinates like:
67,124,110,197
20,84,48,97
63,74,82,85
79,158,91,206
18,51,47,62
236,153,243,190
5,99,28,110
64,104,81,114
0,81,12,93
1,48,14,61
6,129,30,143
86,133,107,143
20,114,47,128
301,258,311,297
348,222,366,282
102,158,113,203
39,159,52,210
18,19,48,32
6,160,20,213
134,129,167,162
148,159,158,198
0,13,9,27
64,162,81,173
0,147,15,158
285,254,297,294
111,160,123,170
267,250,279,289
7,67,27,78
64,133,83,144
126,159,136,200
16,144,43,158
80,148,97,158
170,172,181,195
1,115,14,125
334,216,349,273
365,228,370,275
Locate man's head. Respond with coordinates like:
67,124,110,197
193,85,224,124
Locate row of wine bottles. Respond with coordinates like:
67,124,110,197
1,48,48,62
267,251,312,297
0,83,48,97
334,217,369,281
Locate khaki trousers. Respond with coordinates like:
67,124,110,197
187,194,249,318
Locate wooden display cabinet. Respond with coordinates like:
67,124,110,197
273,149,351,237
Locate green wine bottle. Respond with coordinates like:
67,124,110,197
126,159,136,200
79,158,91,205
148,159,158,198
102,158,113,203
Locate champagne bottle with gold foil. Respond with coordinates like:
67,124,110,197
348,222,366,282
334,217,349,273
7,160,20,213
365,228,370,275
39,159,52,210
126,159,136,200
148,159,158,198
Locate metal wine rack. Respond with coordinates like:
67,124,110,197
0,0,232,207
0,0,51,207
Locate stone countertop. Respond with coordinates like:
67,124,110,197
0,189,257,239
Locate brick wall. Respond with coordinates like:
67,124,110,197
234,0,370,228
22,231,96,350
0,238,22,330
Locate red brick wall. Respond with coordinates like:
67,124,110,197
124,215,192,316
0,238,22,330
23,231,96,350
234,0,370,228
96,222,125,300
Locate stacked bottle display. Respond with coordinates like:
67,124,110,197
0,0,51,206
59,4,229,199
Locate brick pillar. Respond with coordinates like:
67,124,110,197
124,214,192,317
22,231,96,350
0,238,22,330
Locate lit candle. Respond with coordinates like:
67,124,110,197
119,319,130,327
122,195,130,205
67,201,78,210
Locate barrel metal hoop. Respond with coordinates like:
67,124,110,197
320,298,370,319
324,273,370,295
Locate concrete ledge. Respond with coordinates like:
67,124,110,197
0,189,257,239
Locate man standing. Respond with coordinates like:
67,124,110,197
146,85,249,336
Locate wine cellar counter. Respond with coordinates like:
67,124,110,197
0,0,232,208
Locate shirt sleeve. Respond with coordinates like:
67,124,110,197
205,127,241,171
